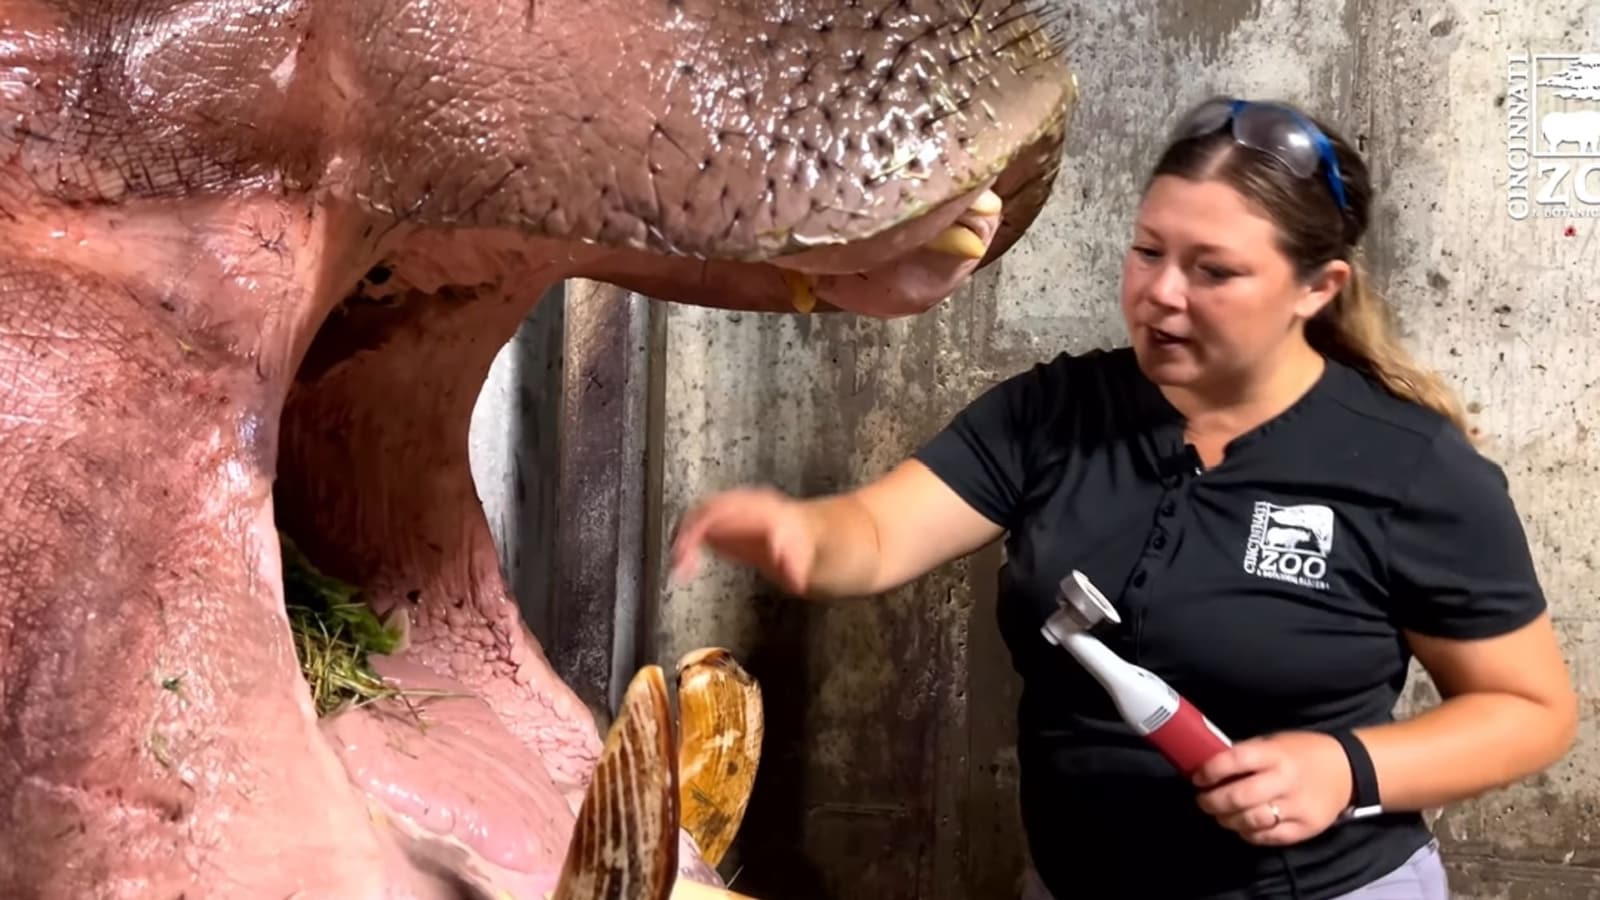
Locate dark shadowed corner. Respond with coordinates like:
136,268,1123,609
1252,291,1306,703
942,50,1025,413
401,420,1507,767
506,283,567,653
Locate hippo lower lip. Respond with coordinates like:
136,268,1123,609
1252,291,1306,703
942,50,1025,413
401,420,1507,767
0,1,1075,897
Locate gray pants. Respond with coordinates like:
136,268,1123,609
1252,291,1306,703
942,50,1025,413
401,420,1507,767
1020,838,1449,899
1331,839,1449,900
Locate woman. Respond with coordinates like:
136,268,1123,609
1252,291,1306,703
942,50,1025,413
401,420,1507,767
668,97,1578,899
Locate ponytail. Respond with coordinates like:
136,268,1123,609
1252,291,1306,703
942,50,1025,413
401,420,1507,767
1306,254,1478,443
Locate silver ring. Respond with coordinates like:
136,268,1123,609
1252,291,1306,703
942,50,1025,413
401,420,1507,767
1268,802,1283,826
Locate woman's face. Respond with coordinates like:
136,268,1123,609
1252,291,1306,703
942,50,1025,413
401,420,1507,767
1119,174,1341,396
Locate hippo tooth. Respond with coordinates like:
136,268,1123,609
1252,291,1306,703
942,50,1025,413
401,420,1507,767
380,603,412,654
926,224,989,259
970,189,1004,216
781,269,817,314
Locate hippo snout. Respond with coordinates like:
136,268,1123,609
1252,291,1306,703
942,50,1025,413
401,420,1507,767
0,2,1077,897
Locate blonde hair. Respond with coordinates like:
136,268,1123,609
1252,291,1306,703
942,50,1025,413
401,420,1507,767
1306,253,1476,441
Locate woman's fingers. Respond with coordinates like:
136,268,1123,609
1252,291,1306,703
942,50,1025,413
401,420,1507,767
1217,799,1288,835
1192,738,1281,789
670,488,798,586
669,496,742,583
1195,746,1295,838
1196,767,1289,818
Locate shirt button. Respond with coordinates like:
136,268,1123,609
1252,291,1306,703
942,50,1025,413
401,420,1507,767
1160,500,1176,516
1132,570,1148,587
1152,533,1167,549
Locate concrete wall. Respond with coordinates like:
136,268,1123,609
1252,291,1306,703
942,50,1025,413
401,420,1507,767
639,2,1600,899
470,2,1600,897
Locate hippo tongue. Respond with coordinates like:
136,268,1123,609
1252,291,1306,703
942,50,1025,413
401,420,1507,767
319,657,576,898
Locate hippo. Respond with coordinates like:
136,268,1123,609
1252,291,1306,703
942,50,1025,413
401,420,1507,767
0,2,1076,897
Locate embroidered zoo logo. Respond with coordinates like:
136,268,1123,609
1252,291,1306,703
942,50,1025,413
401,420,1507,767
1506,52,1600,220
1242,502,1333,590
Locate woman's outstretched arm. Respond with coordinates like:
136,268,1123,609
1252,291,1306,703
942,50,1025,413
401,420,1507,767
669,459,1006,600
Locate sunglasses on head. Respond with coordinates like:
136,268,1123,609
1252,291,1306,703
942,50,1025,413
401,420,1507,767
1170,96,1350,212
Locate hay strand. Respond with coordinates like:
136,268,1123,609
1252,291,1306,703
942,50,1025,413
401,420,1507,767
280,531,407,717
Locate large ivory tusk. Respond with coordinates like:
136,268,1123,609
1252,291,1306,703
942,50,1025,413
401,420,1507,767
675,648,764,868
551,665,679,900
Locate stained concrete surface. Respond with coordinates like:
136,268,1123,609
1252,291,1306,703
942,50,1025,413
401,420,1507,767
470,1,1600,897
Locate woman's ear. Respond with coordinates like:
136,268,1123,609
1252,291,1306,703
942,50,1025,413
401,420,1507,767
1295,259,1351,320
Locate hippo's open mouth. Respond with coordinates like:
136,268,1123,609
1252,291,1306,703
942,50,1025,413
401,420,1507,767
0,2,1076,897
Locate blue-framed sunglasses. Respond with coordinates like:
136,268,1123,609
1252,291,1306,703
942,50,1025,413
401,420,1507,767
1171,96,1350,212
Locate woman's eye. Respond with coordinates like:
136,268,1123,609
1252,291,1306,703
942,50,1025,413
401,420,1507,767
1199,265,1236,280
1132,245,1161,259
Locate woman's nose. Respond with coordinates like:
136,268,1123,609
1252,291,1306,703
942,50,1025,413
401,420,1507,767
1145,265,1187,310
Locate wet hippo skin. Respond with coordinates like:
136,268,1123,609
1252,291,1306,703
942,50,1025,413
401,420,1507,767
0,2,1075,897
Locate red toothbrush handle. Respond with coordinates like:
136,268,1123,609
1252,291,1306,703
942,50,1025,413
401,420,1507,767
1145,695,1232,777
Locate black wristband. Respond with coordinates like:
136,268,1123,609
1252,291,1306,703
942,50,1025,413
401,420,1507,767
1329,729,1383,819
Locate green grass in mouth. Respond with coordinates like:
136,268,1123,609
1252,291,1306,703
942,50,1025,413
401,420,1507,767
279,531,406,718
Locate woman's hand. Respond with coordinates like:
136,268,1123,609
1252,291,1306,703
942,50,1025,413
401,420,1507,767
1191,732,1353,846
668,487,817,595
666,463,1006,601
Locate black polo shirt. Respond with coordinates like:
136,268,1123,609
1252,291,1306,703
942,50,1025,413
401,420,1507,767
912,347,1546,900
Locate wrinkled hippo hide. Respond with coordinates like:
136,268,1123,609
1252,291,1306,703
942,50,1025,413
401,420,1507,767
0,2,1075,897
